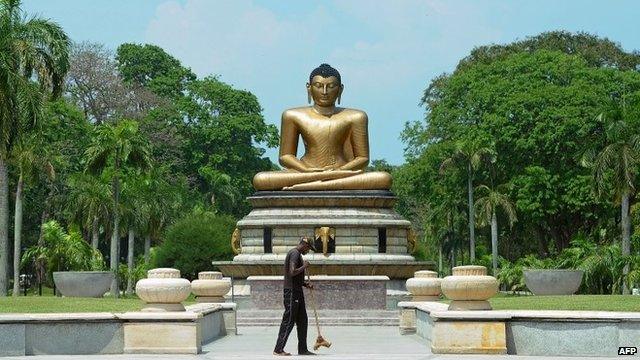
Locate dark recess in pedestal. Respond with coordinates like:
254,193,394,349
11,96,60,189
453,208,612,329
263,227,273,253
378,227,387,253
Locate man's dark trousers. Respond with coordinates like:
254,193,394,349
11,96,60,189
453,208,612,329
274,288,309,353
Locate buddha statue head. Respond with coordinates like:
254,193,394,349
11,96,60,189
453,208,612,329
307,63,344,106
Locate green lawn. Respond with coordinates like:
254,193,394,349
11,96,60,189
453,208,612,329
0,292,198,313
0,296,147,313
489,294,640,312
1,294,639,313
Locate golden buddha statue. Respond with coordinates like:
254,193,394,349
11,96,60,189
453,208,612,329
253,64,392,191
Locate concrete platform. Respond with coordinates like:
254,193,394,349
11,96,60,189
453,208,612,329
0,304,233,356
4,326,621,359
399,301,640,357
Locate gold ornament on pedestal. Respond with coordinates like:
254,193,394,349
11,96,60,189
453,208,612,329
231,228,241,255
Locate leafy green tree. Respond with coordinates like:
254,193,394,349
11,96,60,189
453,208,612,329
402,32,640,270
85,120,150,297
154,210,235,279
475,185,517,275
116,43,196,98
116,45,278,216
0,0,70,295
66,173,112,250
455,31,640,73
440,137,495,262
138,166,186,262
67,42,161,124
591,102,640,294
20,100,91,294
179,77,278,215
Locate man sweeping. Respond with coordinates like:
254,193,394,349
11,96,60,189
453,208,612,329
273,237,317,356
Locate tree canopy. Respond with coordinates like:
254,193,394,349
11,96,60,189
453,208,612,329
397,31,640,269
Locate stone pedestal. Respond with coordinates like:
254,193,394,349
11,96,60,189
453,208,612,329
441,266,498,311
216,191,435,279
406,270,442,301
191,271,231,303
247,275,389,310
135,268,191,312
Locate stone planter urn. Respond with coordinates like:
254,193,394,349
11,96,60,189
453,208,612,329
53,271,114,298
523,269,583,295
405,270,442,301
441,265,499,310
191,271,231,303
135,268,191,312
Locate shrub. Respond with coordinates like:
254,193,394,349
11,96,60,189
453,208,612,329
154,210,235,279
21,221,105,285
118,256,153,295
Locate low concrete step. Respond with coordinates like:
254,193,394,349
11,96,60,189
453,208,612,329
237,309,399,326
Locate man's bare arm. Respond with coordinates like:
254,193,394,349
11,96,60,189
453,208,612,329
289,260,308,277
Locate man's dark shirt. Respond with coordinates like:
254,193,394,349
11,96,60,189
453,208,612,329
284,248,304,291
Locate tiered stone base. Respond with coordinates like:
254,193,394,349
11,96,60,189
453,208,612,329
238,190,412,255
219,191,434,279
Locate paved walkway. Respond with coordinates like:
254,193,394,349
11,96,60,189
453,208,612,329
1,326,619,360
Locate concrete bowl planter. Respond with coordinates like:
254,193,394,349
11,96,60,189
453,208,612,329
191,271,231,303
52,271,114,298
523,269,584,295
405,270,442,301
441,265,499,310
136,268,191,312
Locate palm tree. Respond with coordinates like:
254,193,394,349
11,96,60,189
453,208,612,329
139,166,179,263
440,140,495,262
475,184,517,276
0,0,70,295
85,120,150,297
66,173,112,249
592,116,640,294
120,173,149,295
10,137,55,296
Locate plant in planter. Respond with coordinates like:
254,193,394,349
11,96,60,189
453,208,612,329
21,220,111,297
520,250,584,296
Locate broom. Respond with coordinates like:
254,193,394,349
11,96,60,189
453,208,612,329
307,274,331,351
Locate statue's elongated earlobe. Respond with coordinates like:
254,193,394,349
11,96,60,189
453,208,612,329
338,95,341,105
308,92,312,104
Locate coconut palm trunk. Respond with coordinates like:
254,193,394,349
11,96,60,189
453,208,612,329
621,192,631,295
144,234,151,263
491,210,498,276
467,162,476,262
126,229,134,295
12,174,23,296
0,159,8,295
110,173,120,297
91,218,99,249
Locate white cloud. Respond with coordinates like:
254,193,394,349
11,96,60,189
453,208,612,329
144,0,506,163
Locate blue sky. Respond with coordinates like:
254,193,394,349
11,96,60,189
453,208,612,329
23,0,640,165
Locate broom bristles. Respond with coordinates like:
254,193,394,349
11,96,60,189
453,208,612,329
313,335,331,350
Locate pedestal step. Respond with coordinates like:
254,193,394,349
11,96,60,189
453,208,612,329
237,309,399,326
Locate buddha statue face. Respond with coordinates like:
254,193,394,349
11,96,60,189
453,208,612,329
306,63,344,107
307,75,343,107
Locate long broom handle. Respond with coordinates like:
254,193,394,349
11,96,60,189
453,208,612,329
306,273,322,336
